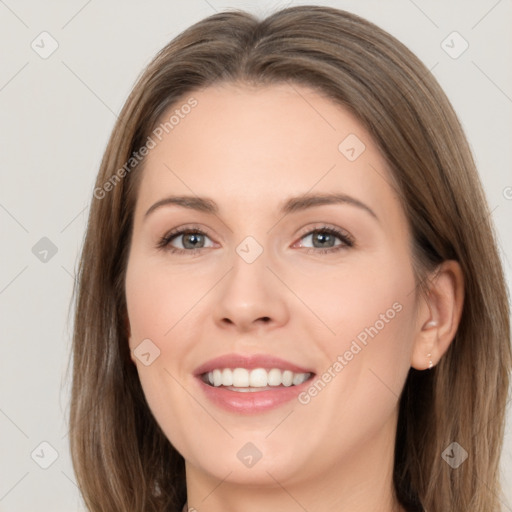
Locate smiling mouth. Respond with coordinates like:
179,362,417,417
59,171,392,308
200,367,315,391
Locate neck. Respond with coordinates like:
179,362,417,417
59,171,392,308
182,410,404,512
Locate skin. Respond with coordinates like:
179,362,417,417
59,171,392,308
125,83,464,512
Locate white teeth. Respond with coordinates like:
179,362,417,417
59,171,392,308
249,368,268,387
222,368,233,386
232,368,249,387
282,370,293,387
213,369,222,387
205,367,311,388
267,368,282,386
292,372,307,386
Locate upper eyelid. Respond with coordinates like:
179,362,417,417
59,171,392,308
297,223,351,237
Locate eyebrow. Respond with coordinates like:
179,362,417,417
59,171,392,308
144,192,378,221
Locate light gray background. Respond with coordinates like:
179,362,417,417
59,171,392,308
1,1,511,510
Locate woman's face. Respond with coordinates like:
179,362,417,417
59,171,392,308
125,83,422,488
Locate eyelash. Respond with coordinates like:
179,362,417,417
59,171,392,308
156,224,354,256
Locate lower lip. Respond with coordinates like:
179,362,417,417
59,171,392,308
196,376,314,414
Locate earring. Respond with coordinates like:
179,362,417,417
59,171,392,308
427,353,433,370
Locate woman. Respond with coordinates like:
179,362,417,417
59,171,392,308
69,5,511,511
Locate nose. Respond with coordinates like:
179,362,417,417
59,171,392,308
212,247,289,333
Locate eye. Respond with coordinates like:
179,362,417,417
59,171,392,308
157,224,354,256
294,225,354,254
157,226,215,254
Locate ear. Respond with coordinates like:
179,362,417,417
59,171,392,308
411,260,464,370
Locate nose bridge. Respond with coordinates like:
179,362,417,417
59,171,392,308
212,232,288,330
235,234,266,267
226,234,271,304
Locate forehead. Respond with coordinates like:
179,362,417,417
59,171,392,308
135,82,400,221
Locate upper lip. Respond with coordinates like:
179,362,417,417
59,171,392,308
194,353,315,376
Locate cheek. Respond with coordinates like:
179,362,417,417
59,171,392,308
124,255,200,452
124,251,220,428
125,254,213,349
292,295,416,470
295,249,417,401
293,248,416,342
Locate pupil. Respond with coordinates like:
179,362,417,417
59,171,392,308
314,231,333,248
183,233,203,249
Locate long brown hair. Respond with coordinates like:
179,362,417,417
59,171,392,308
69,6,511,511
